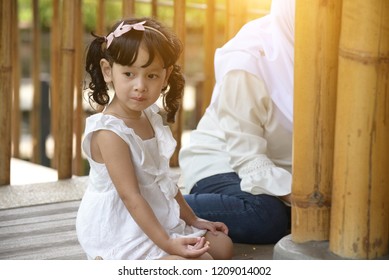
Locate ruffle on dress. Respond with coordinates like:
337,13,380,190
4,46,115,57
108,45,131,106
83,104,180,200
142,105,180,200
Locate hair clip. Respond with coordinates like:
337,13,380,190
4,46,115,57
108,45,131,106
105,21,146,48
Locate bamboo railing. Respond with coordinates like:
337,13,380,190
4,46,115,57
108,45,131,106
292,0,389,259
1,0,266,183
0,0,266,182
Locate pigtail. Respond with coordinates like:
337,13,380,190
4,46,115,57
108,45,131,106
85,35,110,108
162,64,185,123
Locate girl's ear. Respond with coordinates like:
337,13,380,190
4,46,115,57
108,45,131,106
100,59,112,83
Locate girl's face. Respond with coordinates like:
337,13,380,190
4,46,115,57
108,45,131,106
100,45,172,117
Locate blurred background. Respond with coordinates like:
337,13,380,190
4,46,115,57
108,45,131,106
9,0,272,181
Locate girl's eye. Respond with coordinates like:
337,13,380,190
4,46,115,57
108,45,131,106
124,72,134,77
148,74,159,79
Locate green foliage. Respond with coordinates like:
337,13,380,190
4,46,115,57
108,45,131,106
18,0,230,33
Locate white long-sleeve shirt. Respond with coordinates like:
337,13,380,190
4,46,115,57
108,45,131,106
179,70,292,196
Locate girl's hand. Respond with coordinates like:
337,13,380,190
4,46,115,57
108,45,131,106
190,218,229,235
165,236,209,258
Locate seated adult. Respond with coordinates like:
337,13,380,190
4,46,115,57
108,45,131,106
179,0,295,244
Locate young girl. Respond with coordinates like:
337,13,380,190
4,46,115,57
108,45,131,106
76,17,233,260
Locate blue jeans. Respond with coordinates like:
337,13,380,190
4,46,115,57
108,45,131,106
184,172,291,244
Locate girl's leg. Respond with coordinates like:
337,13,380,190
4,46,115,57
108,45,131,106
184,173,291,244
204,231,234,260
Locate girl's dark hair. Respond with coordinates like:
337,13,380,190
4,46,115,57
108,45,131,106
85,17,184,123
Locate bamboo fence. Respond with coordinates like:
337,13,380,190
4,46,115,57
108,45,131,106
2,0,261,180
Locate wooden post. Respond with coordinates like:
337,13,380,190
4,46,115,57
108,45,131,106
201,0,216,115
97,0,105,35
31,0,42,164
0,0,13,186
329,0,389,259
73,0,84,176
151,0,158,18
291,0,342,242
51,0,60,169
11,0,20,158
170,0,186,167
57,0,76,179
225,0,247,41
122,0,135,18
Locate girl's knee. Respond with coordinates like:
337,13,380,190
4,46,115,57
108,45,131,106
205,231,234,260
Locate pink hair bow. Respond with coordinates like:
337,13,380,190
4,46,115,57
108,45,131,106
105,21,146,48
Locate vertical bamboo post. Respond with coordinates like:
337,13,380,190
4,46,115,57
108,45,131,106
0,0,13,186
122,0,135,18
201,0,216,115
31,0,41,163
97,0,105,35
151,0,158,18
225,0,247,41
330,0,389,259
11,0,21,158
170,0,186,167
57,0,76,179
292,0,342,242
73,0,84,176
51,0,60,169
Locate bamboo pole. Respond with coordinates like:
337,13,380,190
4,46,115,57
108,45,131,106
329,0,389,259
57,0,76,179
170,0,186,167
201,0,216,115
225,0,247,41
151,0,158,18
50,0,60,169
11,0,21,158
31,0,42,163
97,0,105,35
122,0,135,18
73,0,84,176
291,0,342,242
0,0,13,186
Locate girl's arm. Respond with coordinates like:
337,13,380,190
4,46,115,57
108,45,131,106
175,189,229,235
93,129,208,258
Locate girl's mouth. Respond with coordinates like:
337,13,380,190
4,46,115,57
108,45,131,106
131,96,146,102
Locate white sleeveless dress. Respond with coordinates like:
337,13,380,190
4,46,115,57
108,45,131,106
76,104,206,260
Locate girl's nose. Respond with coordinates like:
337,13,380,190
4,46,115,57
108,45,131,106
134,77,147,92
